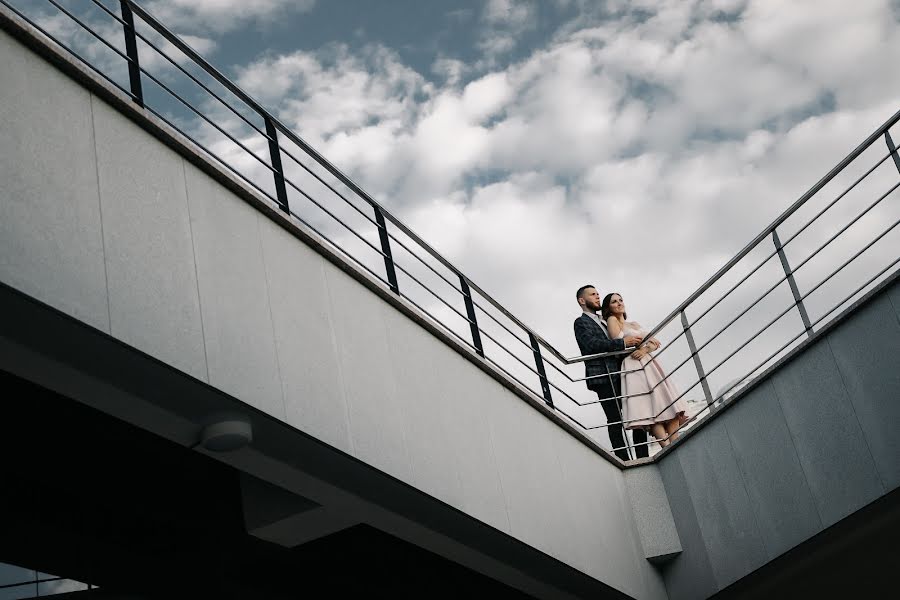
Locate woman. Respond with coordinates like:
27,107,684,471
602,293,687,448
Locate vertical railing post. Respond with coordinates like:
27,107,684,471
886,131,900,175
681,311,714,405
528,333,553,407
459,277,484,357
119,0,143,106
264,117,290,213
373,207,399,294
772,229,813,337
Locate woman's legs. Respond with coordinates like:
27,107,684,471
650,418,684,448
649,423,669,447
664,418,682,444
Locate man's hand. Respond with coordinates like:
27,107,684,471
624,335,643,347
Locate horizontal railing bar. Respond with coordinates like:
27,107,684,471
385,231,466,296
86,0,272,142
706,254,900,410
692,268,792,355
127,0,900,378
14,0,900,460
789,180,900,274
47,0,133,64
688,220,900,403
468,298,544,357
88,0,128,27
473,354,602,435
124,0,270,117
625,106,900,352
139,102,280,203
135,64,278,176
797,215,900,306
477,328,556,390
621,208,900,406
809,254,900,329
679,146,895,346
586,176,900,366
276,144,381,228
49,0,900,378
131,93,395,290
0,1,139,103
391,263,475,327
780,149,894,248
280,176,387,259
398,292,480,353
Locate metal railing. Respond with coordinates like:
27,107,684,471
4,0,899,464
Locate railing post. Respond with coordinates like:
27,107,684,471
119,0,143,106
886,131,900,175
772,229,813,337
263,117,290,213
528,333,553,407
373,207,399,294
681,311,714,405
459,278,484,357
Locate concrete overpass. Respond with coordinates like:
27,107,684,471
1,3,899,598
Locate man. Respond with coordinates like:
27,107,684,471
573,285,648,461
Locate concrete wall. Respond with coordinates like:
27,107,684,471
658,276,900,599
0,27,667,599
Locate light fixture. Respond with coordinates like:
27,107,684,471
199,418,253,452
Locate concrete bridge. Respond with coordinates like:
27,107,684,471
1,5,899,598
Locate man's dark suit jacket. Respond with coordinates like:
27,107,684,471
573,313,626,400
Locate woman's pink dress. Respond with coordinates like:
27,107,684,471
616,323,688,430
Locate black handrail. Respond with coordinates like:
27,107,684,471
4,0,898,462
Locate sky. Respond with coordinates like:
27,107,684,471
16,0,900,433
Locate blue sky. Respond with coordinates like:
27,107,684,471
17,0,900,415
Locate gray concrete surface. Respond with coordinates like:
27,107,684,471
0,26,666,599
5,18,900,600
0,29,109,333
658,278,900,599
92,97,208,382
624,465,681,564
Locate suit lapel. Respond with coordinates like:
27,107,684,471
581,313,610,340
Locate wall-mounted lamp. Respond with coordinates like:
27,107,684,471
199,418,253,452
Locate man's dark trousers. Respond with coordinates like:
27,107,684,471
573,312,648,461
598,394,648,461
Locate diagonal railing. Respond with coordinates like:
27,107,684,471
3,0,899,464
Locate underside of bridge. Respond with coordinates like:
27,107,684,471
2,4,899,597
0,368,535,599
2,362,899,599
0,340,900,598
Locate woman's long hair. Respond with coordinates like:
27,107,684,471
601,293,626,321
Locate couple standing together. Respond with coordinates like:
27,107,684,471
573,285,688,461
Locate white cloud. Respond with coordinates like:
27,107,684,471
478,0,538,60
176,0,900,430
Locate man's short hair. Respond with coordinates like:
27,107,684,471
576,285,596,301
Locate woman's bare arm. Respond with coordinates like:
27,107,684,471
606,315,624,339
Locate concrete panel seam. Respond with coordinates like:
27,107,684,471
181,158,211,383
888,291,900,328
321,267,358,456
661,452,718,598
485,414,515,534
88,93,113,333
722,412,785,563
764,379,826,528
256,212,288,417
825,336,888,494
319,262,355,452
